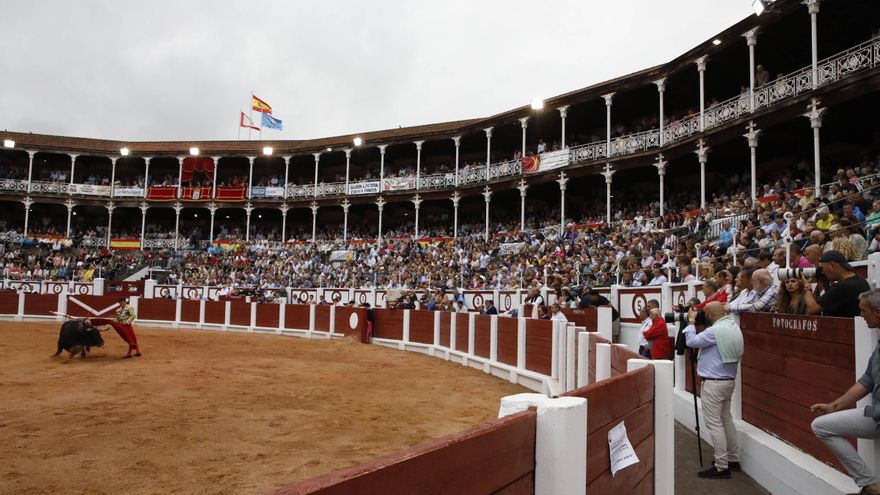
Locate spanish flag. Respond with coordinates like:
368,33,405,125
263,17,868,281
110,239,141,250
251,95,272,114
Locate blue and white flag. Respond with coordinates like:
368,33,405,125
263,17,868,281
261,112,283,130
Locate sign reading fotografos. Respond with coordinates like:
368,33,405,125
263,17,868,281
348,180,381,195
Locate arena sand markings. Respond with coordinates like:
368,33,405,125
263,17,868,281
0,321,526,495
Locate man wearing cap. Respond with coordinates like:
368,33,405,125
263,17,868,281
804,250,871,318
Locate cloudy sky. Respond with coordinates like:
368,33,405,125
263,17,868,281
0,1,752,143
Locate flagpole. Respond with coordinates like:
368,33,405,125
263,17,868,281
249,91,254,141
238,109,242,141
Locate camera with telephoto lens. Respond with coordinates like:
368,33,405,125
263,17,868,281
669,297,707,356
776,267,817,281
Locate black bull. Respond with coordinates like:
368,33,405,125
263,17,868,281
54,320,105,358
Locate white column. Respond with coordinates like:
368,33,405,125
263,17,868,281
208,203,216,243
602,163,614,225
139,203,147,247
603,93,614,156
696,56,707,131
280,204,288,243
26,151,35,184
452,136,461,187
378,145,387,183
654,155,667,217
414,140,424,189
110,157,118,198
173,203,181,249
310,201,318,243
247,156,255,198
805,98,826,197
344,148,352,192
244,203,253,242
744,28,758,111
66,200,74,238
695,140,710,209
106,202,114,245
282,156,290,199
482,186,492,241
22,197,32,237
312,152,321,198
341,199,350,244
69,154,78,191
806,0,820,88
212,156,221,200
176,156,184,198
483,127,493,168
557,171,568,232
557,106,569,149
519,117,529,157
143,157,151,198
744,121,760,203
376,197,385,246
517,179,528,232
654,79,666,145
451,192,460,239
412,194,421,239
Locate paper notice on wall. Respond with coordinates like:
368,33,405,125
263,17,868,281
608,420,639,476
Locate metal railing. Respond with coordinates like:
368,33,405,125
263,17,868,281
418,173,456,190
0,179,28,192
29,181,69,195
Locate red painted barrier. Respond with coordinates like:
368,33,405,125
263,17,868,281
474,316,491,359
564,366,655,493
23,294,57,317
229,300,251,327
180,300,200,323
454,313,469,352
0,291,18,315
256,304,280,329
496,317,518,366
66,295,120,318
266,410,537,495
524,319,553,376
139,298,176,322
408,310,434,344
284,305,310,330
372,309,403,340
204,300,226,325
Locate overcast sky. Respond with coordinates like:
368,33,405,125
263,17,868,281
0,1,753,143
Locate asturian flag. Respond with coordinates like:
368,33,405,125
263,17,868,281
261,113,283,131
240,112,260,131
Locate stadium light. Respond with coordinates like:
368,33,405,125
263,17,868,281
712,39,722,46
531,98,544,110
258,214,262,219
3,139,14,148
753,0,766,16
189,147,200,156
193,213,198,218
353,137,363,146
326,147,332,152
263,146,273,156
120,147,130,156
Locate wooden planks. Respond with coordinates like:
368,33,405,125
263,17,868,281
524,319,553,376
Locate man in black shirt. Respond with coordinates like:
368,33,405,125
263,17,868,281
804,250,871,318
580,289,622,340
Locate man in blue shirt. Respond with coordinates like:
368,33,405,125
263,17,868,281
683,302,744,479
812,289,880,494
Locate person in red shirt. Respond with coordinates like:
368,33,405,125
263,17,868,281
695,280,729,310
643,308,673,360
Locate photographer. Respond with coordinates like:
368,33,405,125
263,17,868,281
682,302,744,479
803,250,870,318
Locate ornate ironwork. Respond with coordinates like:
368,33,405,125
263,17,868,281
29,181,69,195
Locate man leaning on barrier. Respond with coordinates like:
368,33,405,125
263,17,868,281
812,289,880,495
682,301,744,479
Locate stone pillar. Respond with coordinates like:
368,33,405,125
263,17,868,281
414,140,424,189
143,157,151,199
654,155,667,217
244,203,253,242
106,201,114,245
744,28,758,111
378,145,387,183
557,106,569,149
344,148,352,192
210,156,221,200
313,152,321,198
22,197,32,237
173,202,182,249
557,171,568,232
517,179,528,232
177,156,184,198
603,94,614,156
451,192,460,239
139,203,148,247
310,201,318,243
519,117,529,157
376,197,385,246
412,194,422,239
26,150,35,184
696,56,707,131
209,203,217,243
695,140,710,210
484,127,493,169
342,199,350,244
654,78,666,145
247,156,255,199
110,157,118,198
806,0,820,88
280,203,289,243
69,154,78,192
66,199,75,238
744,121,761,204
601,164,615,225
452,136,461,187
283,156,291,199
804,98,826,197
483,186,492,241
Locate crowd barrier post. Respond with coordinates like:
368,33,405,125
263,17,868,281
566,324,577,392
276,303,284,334
673,352,686,392
687,280,700,301
597,306,613,342
308,304,316,335
467,312,476,360
660,282,673,313
174,298,182,328
609,284,620,316
551,320,562,384
449,312,457,356
576,331,589,387
498,393,588,495
868,252,880,289
56,292,67,321
628,358,675,495
400,309,410,350
223,300,231,330
329,305,336,335
855,316,880,474
489,315,499,363
198,299,206,326
93,278,105,296
144,279,156,299
430,310,441,357
596,342,611,382
516,317,526,369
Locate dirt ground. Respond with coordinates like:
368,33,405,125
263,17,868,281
0,321,527,495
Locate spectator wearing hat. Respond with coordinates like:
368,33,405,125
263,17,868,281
804,250,871,318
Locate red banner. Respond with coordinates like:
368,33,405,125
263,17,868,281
180,186,212,201
147,186,177,200
522,155,540,174
214,186,246,201
181,157,215,183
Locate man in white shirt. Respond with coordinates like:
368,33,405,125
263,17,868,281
648,267,668,286
550,303,568,322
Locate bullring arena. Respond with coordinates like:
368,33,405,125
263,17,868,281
3,0,880,493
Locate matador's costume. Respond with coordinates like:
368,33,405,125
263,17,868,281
91,300,141,358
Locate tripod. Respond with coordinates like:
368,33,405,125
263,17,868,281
689,348,704,466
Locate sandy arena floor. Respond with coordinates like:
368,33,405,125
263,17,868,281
0,321,527,495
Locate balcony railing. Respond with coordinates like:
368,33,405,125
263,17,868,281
459,166,487,186
416,173,455,191
316,182,346,197
0,179,28,193
286,183,313,198
609,129,662,157
29,181,69,195
568,140,607,165
487,159,521,180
